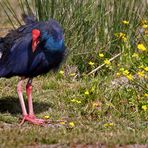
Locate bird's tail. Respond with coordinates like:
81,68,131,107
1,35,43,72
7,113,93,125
0,61,10,78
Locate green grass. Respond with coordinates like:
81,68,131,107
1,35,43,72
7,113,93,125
0,0,148,147
0,74,148,147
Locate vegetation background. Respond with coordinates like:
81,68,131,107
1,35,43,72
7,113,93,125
0,0,148,147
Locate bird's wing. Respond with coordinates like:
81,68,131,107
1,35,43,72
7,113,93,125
0,34,32,77
1,21,41,57
2,13,38,50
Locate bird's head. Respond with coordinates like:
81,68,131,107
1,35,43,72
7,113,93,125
31,20,65,52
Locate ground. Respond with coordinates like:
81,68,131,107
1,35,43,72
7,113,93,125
0,75,148,147
0,0,148,147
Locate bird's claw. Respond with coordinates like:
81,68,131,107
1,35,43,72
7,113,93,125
19,115,46,126
19,115,67,127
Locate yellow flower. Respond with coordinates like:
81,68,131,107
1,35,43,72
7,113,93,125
137,43,147,51
104,59,111,65
88,61,95,66
144,67,148,71
114,32,127,41
77,100,81,104
122,20,129,25
119,68,125,72
122,36,127,42
44,115,50,119
60,121,65,125
141,20,148,25
142,24,148,29
138,65,144,69
123,70,129,75
126,74,133,80
119,32,126,38
69,122,75,127
71,99,81,104
71,99,76,102
104,123,114,128
132,53,139,58
84,90,90,95
142,105,147,111
116,72,121,76
137,71,145,77
115,32,126,39
117,32,127,42
59,70,64,75
144,93,148,97
99,53,104,58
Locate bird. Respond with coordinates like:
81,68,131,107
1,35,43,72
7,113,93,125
0,14,66,125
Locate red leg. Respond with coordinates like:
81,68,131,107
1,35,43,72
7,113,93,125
26,79,34,116
25,79,45,125
17,78,29,125
17,78,28,117
17,78,46,125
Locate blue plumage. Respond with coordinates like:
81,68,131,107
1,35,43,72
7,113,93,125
0,16,66,78
0,14,67,125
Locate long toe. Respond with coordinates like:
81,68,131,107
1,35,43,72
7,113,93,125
20,115,46,126
27,116,45,125
19,115,28,126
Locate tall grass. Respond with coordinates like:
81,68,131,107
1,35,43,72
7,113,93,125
0,0,147,73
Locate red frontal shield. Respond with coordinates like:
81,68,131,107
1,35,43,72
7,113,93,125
32,29,41,52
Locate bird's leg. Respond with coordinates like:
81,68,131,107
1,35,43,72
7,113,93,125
26,79,34,117
17,78,45,126
25,79,45,125
17,77,28,125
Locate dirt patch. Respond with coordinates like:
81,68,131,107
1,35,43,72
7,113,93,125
24,144,148,148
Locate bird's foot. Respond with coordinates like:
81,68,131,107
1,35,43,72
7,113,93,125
19,115,46,126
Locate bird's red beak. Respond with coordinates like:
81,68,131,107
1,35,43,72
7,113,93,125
32,29,41,52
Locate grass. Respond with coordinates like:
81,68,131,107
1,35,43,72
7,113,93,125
0,0,148,147
0,75,148,147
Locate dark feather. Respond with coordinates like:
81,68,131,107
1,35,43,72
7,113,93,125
0,14,66,78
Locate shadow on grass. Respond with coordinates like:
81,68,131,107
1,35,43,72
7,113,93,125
0,96,51,115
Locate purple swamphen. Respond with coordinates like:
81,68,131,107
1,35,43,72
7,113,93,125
0,14,66,125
